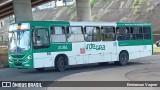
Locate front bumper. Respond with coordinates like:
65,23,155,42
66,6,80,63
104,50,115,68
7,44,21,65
9,61,33,69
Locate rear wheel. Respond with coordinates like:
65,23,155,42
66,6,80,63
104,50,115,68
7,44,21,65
157,43,160,47
55,56,67,72
115,51,129,66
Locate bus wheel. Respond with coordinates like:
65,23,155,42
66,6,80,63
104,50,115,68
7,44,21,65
55,56,67,72
115,51,129,66
36,68,45,71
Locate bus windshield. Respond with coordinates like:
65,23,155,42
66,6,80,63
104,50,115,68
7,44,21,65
9,30,30,53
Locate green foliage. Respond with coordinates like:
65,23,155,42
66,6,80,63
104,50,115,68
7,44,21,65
91,0,98,8
67,4,76,11
4,16,15,23
132,0,150,14
92,15,98,21
147,6,154,15
132,0,142,14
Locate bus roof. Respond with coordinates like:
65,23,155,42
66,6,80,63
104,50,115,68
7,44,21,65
10,21,152,27
69,22,116,26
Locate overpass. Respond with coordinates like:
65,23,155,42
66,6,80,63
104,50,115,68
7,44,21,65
0,0,91,21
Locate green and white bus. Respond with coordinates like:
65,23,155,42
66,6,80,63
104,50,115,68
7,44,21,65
8,21,153,71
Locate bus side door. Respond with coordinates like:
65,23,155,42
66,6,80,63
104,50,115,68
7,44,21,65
32,28,53,68
101,26,117,62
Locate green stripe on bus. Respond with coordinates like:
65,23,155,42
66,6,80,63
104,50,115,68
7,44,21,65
117,22,151,26
118,40,152,46
33,43,72,53
51,43,72,52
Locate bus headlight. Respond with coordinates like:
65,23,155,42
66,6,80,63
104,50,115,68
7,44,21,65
27,55,32,60
9,56,12,60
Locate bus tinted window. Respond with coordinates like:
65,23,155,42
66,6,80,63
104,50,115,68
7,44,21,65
50,26,66,43
143,27,151,34
116,27,130,41
66,26,84,42
130,27,143,40
85,26,101,42
101,26,115,41
143,27,151,40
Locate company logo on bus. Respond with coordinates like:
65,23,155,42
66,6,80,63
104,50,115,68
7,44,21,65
86,43,105,50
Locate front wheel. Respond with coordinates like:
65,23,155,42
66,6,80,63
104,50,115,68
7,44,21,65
55,56,67,72
115,52,129,66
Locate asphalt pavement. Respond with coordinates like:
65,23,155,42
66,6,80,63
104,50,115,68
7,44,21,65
0,54,159,90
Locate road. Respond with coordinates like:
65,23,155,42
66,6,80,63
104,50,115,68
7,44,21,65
0,54,160,90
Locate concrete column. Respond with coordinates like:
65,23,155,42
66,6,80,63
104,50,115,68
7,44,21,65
13,0,33,22
76,0,91,21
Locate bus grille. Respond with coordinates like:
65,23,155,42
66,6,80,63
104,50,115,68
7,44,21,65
11,55,24,58
14,62,22,66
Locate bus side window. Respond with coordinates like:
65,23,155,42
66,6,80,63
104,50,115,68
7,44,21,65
143,27,151,40
101,26,115,41
45,30,49,44
85,26,101,42
130,27,143,40
116,27,130,41
33,28,50,49
50,26,66,43
66,26,84,42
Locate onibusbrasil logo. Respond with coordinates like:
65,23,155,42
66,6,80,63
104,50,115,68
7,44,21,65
86,43,105,50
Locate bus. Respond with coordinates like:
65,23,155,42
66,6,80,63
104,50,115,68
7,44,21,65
8,21,153,72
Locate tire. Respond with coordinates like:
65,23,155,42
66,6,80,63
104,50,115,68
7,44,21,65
156,43,159,47
157,43,160,47
156,41,160,47
36,68,45,71
115,51,129,66
55,56,67,72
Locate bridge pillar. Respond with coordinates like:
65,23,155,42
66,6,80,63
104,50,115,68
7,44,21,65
76,0,91,21
13,0,33,22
